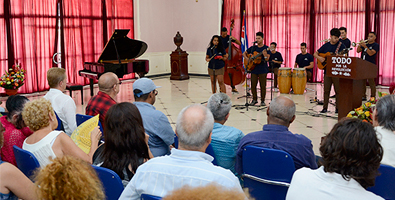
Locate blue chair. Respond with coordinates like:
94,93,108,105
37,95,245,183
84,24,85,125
174,134,217,165
92,165,124,200
242,146,295,200
76,114,104,133
13,145,40,180
54,111,65,131
367,164,395,200
141,194,162,200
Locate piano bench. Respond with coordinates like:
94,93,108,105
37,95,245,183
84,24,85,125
66,83,84,105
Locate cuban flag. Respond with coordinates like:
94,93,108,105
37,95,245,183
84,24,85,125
241,10,248,54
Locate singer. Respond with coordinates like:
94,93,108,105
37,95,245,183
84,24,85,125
206,35,228,94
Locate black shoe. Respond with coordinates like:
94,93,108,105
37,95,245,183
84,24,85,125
260,102,266,106
362,97,367,101
330,95,336,98
335,109,338,113
249,100,258,106
320,108,328,113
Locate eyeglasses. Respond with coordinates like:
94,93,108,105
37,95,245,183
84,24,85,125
153,89,158,96
118,81,122,85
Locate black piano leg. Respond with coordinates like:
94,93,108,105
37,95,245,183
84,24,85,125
90,79,94,96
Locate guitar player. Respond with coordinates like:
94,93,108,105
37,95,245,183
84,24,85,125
313,28,346,113
243,32,270,106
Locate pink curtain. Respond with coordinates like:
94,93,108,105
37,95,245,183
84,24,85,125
0,0,7,73
222,0,242,48
6,0,56,93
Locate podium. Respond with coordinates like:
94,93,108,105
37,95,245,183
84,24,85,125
327,56,377,120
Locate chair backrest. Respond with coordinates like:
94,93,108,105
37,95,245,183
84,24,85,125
76,114,104,133
54,111,65,131
173,134,217,165
367,164,395,200
12,145,40,180
92,165,124,200
242,145,296,200
141,194,162,200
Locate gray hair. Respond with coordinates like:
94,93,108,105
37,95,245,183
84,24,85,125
207,93,232,121
376,94,395,131
176,104,214,150
269,96,295,122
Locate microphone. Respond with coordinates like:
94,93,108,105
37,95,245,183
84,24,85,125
211,45,216,50
252,41,258,44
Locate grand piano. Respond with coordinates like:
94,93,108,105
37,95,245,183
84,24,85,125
79,29,149,96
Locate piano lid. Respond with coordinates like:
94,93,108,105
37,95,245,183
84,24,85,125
98,29,148,62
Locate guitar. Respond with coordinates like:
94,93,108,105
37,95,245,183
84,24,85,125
317,48,350,70
244,49,269,71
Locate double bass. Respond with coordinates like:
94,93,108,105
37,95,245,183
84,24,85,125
224,19,245,88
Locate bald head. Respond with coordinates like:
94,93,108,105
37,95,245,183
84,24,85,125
268,96,295,126
176,104,214,150
98,72,118,93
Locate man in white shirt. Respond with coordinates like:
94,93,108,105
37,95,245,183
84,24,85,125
119,104,243,200
44,68,77,136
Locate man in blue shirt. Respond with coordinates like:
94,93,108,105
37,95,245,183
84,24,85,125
243,32,270,106
357,32,379,100
235,96,317,175
339,27,351,49
295,42,314,82
119,104,243,200
207,93,244,175
268,42,283,90
133,78,175,157
314,28,346,113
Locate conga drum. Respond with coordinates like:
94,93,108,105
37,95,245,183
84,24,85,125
292,68,307,95
278,68,292,94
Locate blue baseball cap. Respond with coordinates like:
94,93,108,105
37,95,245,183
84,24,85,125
133,78,161,97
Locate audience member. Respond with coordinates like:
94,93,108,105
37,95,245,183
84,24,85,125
372,94,395,167
119,104,243,199
207,93,244,174
0,122,37,200
163,184,249,200
86,72,119,126
35,156,104,200
0,95,32,166
235,96,317,175
44,67,77,136
22,98,101,167
286,118,384,200
133,78,174,157
93,102,153,187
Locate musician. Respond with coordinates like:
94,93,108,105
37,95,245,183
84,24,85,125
339,27,351,48
206,35,229,94
313,28,345,113
294,42,314,82
268,42,283,90
242,32,270,106
221,27,242,93
357,32,379,100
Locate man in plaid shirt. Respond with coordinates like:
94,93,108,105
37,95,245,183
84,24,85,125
86,72,119,126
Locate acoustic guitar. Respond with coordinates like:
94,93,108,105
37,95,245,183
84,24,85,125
317,49,349,70
244,49,269,71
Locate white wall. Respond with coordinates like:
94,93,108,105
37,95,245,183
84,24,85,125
134,0,222,75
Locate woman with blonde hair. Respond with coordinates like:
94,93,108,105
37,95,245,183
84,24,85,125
22,98,101,166
35,156,104,200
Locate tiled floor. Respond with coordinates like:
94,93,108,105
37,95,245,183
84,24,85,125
1,75,385,156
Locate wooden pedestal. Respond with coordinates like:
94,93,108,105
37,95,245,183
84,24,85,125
170,51,189,80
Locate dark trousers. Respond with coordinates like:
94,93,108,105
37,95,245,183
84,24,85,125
269,67,279,88
363,79,376,98
323,74,339,109
251,73,267,101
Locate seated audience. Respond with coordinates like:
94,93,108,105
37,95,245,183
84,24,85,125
22,98,101,167
133,78,174,157
207,93,244,174
119,104,243,200
372,94,395,167
286,118,384,200
235,96,317,175
86,72,119,126
44,67,77,136
35,156,104,200
93,102,153,187
0,95,32,166
0,122,37,200
163,184,250,200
